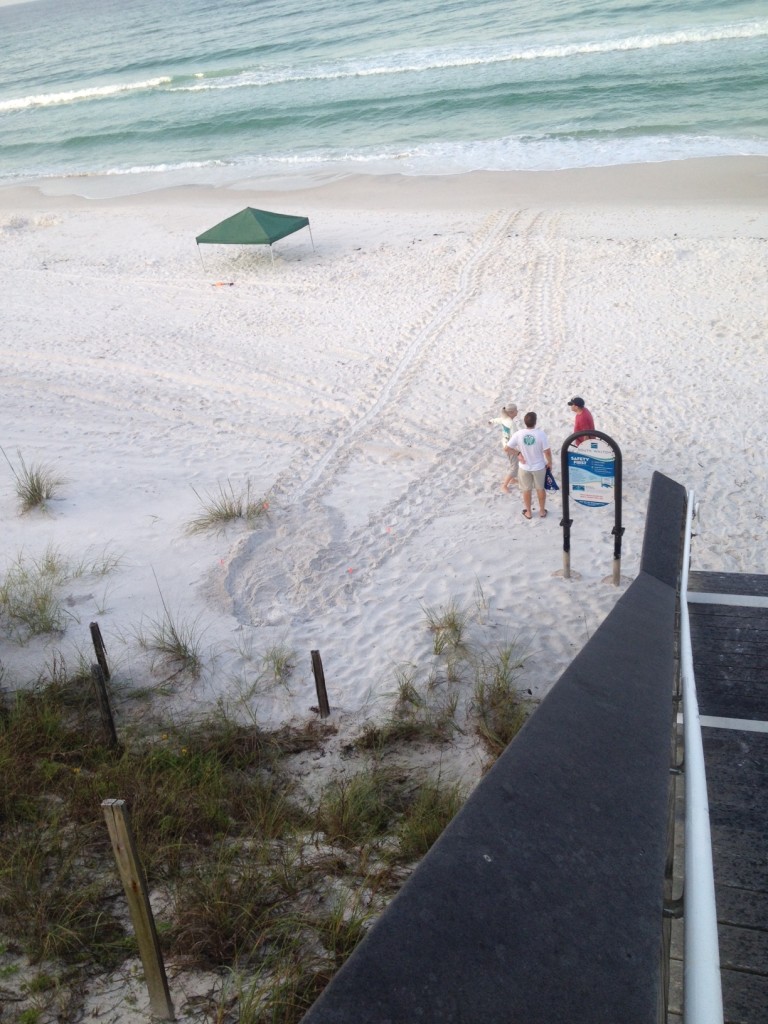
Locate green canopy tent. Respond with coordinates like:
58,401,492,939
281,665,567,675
195,207,313,269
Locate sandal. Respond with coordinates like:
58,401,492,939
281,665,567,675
540,509,548,518
522,509,532,520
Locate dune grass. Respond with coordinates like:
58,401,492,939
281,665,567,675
262,642,295,687
0,654,472,1023
356,666,459,750
136,607,206,678
472,642,531,758
0,545,123,642
0,589,532,1020
135,574,208,678
397,777,465,861
0,561,64,638
359,600,531,762
1,446,64,514
221,640,299,723
422,597,470,657
315,766,411,847
187,478,270,534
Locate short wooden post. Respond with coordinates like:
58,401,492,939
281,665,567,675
612,555,621,587
311,650,331,718
91,664,119,750
102,799,175,1020
89,621,111,681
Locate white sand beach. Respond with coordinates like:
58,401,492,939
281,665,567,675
1,156,766,750
1,155,767,1022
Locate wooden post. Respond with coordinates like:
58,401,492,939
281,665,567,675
101,799,175,1020
89,621,111,681
90,663,119,750
311,650,331,718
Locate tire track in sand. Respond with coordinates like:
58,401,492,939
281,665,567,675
309,212,569,600
276,209,517,506
226,210,566,624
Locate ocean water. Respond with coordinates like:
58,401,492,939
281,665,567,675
0,0,766,191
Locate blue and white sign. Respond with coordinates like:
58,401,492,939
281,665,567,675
567,439,615,507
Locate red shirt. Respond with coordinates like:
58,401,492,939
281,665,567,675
573,407,595,445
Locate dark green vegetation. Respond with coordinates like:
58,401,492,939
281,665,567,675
0,600,531,1022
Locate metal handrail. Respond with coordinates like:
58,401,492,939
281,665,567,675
680,490,724,1023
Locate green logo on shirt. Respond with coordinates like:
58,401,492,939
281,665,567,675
523,435,535,445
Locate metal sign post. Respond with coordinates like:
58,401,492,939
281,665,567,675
560,431,624,585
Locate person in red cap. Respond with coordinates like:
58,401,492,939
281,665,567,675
568,397,594,447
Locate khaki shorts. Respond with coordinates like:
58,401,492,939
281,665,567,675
518,466,546,492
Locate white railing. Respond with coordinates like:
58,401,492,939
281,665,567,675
679,490,724,1024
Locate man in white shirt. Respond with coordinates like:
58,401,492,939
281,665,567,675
505,411,552,520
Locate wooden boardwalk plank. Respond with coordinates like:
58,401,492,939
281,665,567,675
689,604,768,720
719,971,768,1024
688,576,768,1024
688,572,768,598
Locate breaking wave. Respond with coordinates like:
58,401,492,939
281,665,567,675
0,77,172,113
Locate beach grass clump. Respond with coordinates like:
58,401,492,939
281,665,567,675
396,777,464,861
233,955,336,1024
311,888,376,965
473,576,490,620
0,545,123,643
356,667,459,751
0,548,68,639
135,590,206,678
4,214,28,230
0,831,128,968
262,642,296,688
1,446,64,514
0,569,64,638
187,478,270,534
358,602,531,757
472,641,530,760
225,638,298,710
315,766,410,848
169,845,293,967
70,545,124,578
422,598,471,657
316,764,463,866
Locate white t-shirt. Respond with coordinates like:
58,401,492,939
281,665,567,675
506,427,550,472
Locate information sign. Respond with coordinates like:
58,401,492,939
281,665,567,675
567,438,616,508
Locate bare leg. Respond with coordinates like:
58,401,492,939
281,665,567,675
537,488,547,516
522,491,533,518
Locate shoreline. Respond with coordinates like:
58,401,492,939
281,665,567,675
0,155,766,210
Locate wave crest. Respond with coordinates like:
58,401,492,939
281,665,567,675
171,20,768,93
0,77,172,113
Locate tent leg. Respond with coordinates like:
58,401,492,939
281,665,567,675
197,244,207,274
308,226,315,251
270,245,274,265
